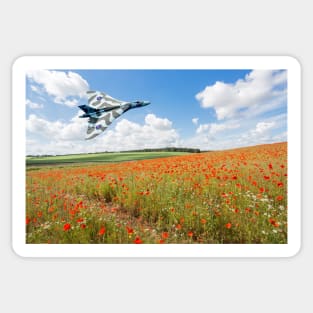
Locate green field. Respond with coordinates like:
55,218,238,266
26,151,190,166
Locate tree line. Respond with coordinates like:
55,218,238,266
120,147,201,153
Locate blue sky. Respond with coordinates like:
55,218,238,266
26,69,287,155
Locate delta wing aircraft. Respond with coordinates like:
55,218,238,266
79,91,150,140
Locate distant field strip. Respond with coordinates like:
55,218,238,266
26,151,190,165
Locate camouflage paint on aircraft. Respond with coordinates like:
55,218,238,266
79,91,150,140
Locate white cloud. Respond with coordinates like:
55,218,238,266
94,114,180,151
27,70,89,107
196,122,240,135
26,114,85,142
186,112,288,151
195,70,286,120
196,124,210,134
64,99,79,107
99,119,180,151
192,117,199,125
237,121,278,146
145,113,172,130
211,123,240,134
253,121,275,135
30,85,39,92
26,113,181,155
26,99,43,109
187,122,241,150
26,112,287,155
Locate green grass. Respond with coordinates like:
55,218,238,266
26,151,190,166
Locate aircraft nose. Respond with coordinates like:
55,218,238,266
144,101,150,106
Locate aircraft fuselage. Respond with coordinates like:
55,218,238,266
79,101,150,119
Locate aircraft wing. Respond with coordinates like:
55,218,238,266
85,105,131,140
86,90,125,110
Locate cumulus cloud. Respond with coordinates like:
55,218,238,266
237,121,278,146
186,111,288,151
99,117,180,151
26,70,89,107
195,70,287,120
210,123,240,134
26,113,181,155
145,113,172,130
196,124,210,134
64,99,79,107
192,117,199,125
253,121,275,135
190,122,241,150
196,122,240,135
26,114,86,142
26,99,43,109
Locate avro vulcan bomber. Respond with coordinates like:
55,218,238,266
79,91,150,140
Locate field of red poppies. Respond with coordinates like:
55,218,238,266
26,142,287,244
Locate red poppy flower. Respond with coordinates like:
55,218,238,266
98,227,106,235
162,232,169,239
269,218,279,227
176,224,182,230
63,223,71,231
26,217,31,225
134,236,143,244
126,226,134,234
225,223,232,229
276,195,284,201
187,231,193,237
